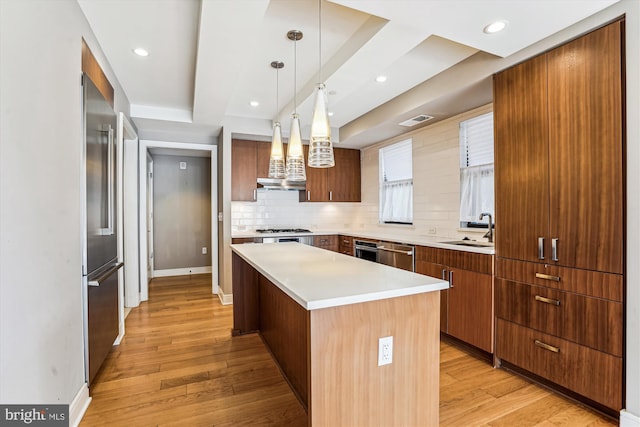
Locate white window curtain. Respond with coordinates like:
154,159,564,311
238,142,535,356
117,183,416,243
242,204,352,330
380,179,413,223
459,164,494,223
379,139,413,223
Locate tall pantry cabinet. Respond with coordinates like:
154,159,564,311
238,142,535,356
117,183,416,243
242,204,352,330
493,20,625,412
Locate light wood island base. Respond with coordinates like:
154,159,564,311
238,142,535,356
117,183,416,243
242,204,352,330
232,252,440,426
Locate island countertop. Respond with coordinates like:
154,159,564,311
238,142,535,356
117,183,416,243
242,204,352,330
230,242,449,310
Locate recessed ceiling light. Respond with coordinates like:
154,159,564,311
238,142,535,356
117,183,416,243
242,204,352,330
133,47,149,57
483,20,508,34
328,111,334,117
375,75,387,83
250,101,259,107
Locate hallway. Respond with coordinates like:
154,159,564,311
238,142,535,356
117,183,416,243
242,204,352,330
81,274,615,426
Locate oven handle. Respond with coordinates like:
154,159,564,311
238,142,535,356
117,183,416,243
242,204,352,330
377,246,413,256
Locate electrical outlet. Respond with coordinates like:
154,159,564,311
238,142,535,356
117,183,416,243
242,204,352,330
202,247,207,254
378,336,393,366
427,227,437,235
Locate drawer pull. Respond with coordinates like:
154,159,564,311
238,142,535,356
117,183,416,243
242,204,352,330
535,272,561,282
535,295,560,306
534,339,560,353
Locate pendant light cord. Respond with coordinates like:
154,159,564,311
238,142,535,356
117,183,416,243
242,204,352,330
293,37,297,113
318,0,322,83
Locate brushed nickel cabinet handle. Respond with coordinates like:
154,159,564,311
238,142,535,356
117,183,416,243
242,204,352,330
538,237,545,260
307,191,311,201
329,191,333,201
449,270,454,288
534,340,560,353
535,295,561,306
442,268,447,281
535,272,561,282
253,189,257,201
552,238,559,262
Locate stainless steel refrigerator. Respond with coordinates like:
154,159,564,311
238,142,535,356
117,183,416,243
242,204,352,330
82,73,123,385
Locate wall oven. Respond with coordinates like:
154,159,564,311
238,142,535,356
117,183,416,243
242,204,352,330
354,240,378,263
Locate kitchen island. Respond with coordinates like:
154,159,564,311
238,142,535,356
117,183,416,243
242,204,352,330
230,242,449,426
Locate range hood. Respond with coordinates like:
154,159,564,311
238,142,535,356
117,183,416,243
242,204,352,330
257,177,306,191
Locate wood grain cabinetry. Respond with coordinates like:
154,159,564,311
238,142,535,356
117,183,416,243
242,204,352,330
339,235,354,256
231,139,259,201
416,246,494,353
494,22,623,273
232,140,282,202
312,235,339,252
493,21,625,412
300,147,361,202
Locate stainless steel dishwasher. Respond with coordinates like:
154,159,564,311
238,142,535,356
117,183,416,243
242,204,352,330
377,241,415,272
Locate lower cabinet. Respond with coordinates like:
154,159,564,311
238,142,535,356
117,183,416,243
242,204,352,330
416,246,494,353
496,319,622,410
339,235,353,256
312,235,339,252
495,257,623,411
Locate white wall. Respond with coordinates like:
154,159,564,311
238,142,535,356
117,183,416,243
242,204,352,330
356,104,492,242
0,0,130,407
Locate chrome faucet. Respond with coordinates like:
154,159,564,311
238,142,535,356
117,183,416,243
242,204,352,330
479,212,493,243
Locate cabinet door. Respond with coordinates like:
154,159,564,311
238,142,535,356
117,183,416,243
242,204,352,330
447,269,493,353
327,148,361,202
547,22,623,274
300,145,329,202
493,56,550,263
416,260,448,333
231,139,257,201
256,141,272,178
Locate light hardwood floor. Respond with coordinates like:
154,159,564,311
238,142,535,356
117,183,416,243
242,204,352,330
81,274,616,426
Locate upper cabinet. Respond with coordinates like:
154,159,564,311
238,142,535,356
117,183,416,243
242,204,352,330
231,139,259,202
494,21,624,274
231,140,280,202
300,147,361,202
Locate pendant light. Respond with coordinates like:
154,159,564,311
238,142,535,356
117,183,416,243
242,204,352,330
286,30,306,181
308,0,335,168
268,61,285,179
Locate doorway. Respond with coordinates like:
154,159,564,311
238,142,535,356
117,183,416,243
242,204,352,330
138,140,218,301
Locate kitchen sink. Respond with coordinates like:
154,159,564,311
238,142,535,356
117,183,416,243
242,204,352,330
441,240,494,248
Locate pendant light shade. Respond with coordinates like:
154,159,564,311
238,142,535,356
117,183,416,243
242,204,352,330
309,0,335,168
269,121,285,178
308,83,334,167
269,60,286,179
286,113,306,181
286,30,306,182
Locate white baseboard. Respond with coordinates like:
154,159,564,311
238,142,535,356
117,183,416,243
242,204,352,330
153,266,212,277
621,410,640,427
69,383,91,427
218,287,233,305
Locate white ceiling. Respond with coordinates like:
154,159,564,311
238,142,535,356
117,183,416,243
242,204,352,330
78,0,619,149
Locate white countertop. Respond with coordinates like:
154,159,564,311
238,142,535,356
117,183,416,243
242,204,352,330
230,242,449,311
232,229,495,255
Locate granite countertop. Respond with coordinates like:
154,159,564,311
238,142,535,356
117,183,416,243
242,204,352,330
230,242,449,310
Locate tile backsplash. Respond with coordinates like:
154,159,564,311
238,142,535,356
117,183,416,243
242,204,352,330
231,190,362,232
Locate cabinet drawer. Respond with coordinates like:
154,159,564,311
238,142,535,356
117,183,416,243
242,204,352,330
496,319,622,410
416,246,493,275
496,279,622,356
496,258,622,302
339,235,353,256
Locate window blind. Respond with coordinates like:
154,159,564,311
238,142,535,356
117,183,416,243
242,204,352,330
460,112,494,167
380,139,412,182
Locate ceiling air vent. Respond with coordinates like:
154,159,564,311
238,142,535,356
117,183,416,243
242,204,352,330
398,114,434,127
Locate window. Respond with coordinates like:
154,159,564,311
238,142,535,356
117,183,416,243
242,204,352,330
459,112,494,228
379,139,413,224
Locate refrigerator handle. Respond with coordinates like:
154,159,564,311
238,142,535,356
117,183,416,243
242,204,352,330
88,262,123,287
106,124,114,235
